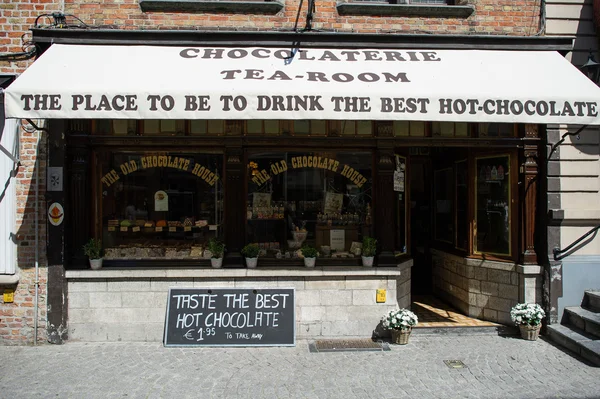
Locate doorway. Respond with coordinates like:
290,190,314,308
409,157,433,295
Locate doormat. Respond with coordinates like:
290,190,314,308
309,339,390,353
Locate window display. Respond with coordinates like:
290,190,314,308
247,152,372,260
475,155,511,256
98,152,223,261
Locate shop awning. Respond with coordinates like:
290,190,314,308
5,43,600,124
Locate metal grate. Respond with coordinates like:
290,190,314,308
444,360,468,369
309,339,390,352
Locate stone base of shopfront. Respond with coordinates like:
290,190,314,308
65,262,411,342
431,249,542,325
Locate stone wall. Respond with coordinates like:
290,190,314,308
431,249,542,325
66,266,411,342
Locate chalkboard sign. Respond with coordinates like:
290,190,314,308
163,288,295,347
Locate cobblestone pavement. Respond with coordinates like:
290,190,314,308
1,335,600,399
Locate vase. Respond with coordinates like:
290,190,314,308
391,328,412,345
89,258,103,270
519,324,541,341
210,258,223,268
304,257,316,268
246,257,258,269
361,256,374,267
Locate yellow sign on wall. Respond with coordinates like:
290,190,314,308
3,289,15,303
376,289,386,303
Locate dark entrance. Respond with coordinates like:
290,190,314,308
409,156,433,295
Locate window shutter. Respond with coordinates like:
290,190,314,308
0,118,18,275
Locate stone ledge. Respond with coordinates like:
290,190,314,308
516,264,542,275
336,2,474,17
66,267,403,280
139,0,284,14
431,249,516,271
0,273,19,285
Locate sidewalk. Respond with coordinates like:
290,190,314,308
1,335,599,399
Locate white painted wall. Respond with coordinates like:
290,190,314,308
546,0,600,313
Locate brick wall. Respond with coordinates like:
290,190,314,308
0,0,58,346
64,0,542,35
0,127,48,345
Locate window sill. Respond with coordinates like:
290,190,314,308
139,0,284,14
65,266,404,280
336,2,475,17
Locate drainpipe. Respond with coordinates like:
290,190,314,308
24,119,45,345
34,126,40,345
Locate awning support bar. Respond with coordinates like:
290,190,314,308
0,143,19,166
25,118,48,133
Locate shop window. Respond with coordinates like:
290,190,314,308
98,152,223,261
478,123,516,138
393,121,426,137
433,168,454,243
247,120,281,135
339,121,373,136
474,155,511,256
143,120,186,135
293,120,328,136
246,152,372,260
432,122,469,137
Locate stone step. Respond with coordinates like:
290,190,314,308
564,306,600,339
546,324,600,367
583,290,600,312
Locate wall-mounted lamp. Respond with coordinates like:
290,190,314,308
580,52,600,84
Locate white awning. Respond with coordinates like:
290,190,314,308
5,43,600,124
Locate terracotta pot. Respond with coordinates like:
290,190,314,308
391,328,412,345
519,324,541,341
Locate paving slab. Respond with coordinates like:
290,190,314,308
1,335,600,399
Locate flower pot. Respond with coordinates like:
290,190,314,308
391,328,412,345
89,258,103,270
361,256,374,267
519,324,541,341
304,257,316,268
246,257,258,269
210,257,223,269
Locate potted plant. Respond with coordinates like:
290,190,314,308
241,243,260,269
207,238,225,268
510,302,545,341
83,238,103,270
300,245,318,268
361,236,377,267
381,308,419,345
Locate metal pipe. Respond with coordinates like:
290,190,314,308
33,124,40,345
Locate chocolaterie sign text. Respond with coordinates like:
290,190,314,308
6,44,600,125
163,288,295,347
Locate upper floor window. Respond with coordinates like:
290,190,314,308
139,0,284,14
337,0,474,17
